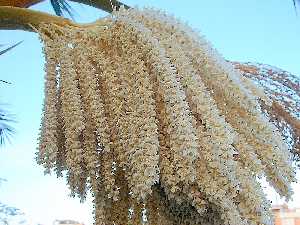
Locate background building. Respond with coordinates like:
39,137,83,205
273,205,300,225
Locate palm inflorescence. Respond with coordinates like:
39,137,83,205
36,8,296,225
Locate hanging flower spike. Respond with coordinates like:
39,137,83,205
36,7,296,225
37,30,60,173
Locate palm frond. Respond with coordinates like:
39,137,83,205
50,0,74,17
293,0,300,6
293,0,300,12
0,41,22,84
0,80,11,84
0,108,15,146
49,0,129,17
0,41,23,56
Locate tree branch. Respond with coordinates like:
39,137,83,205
0,0,129,13
0,0,43,8
0,0,129,32
0,6,77,31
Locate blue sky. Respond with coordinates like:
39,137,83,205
0,0,300,224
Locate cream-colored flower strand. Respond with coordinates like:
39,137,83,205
93,43,135,203
36,7,296,225
132,8,295,198
40,25,89,197
110,16,200,196
179,20,295,185
92,50,119,201
158,13,270,224
71,37,104,202
110,13,244,224
91,16,250,225
37,31,60,173
133,10,279,223
106,41,160,200
54,85,67,177
119,8,265,176
114,9,273,225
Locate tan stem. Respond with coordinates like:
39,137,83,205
0,6,77,31
0,0,44,8
0,0,129,13
0,0,129,32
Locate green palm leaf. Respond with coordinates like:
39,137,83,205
50,0,73,17
0,41,22,56
0,108,15,146
49,0,129,17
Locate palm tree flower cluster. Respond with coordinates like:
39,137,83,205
36,7,296,225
